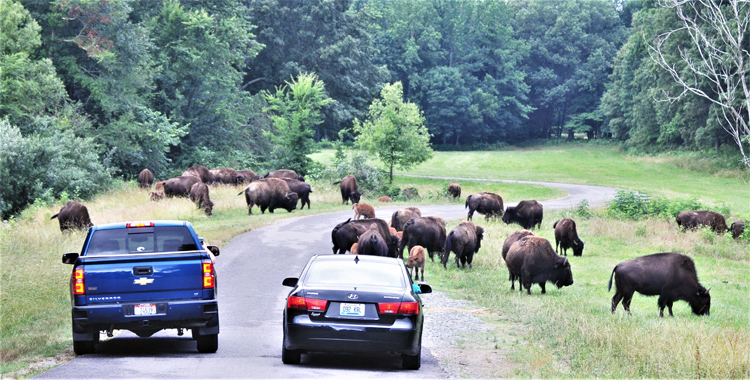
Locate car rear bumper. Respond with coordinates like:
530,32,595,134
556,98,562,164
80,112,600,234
284,314,421,355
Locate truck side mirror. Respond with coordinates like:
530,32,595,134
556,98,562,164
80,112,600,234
207,246,220,256
282,277,298,287
62,253,79,264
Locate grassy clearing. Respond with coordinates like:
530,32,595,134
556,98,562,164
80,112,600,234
423,209,749,378
391,176,567,203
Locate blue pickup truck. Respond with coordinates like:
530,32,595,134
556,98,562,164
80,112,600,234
62,220,220,354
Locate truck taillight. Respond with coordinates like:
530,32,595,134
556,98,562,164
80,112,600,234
202,261,215,289
72,267,85,295
287,296,328,311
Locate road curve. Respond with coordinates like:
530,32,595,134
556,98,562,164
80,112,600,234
37,180,617,379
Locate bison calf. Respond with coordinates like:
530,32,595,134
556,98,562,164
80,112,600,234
150,191,165,202
505,236,573,295
154,181,165,190
608,252,711,317
349,242,359,255
377,196,393,202
553,218,584,256
352,203,375,219
407,246,427,281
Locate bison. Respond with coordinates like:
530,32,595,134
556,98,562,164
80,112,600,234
282,178,313,210
447,182,461,199
399,216,447,261
154,181,165,190
349,242,359,255
390,207,422,232
357,224,389,257
164,176,201,198
553,218,584,256
407,246,427,281
353,203,375,219
335,175,361,204
502,200,543,229
241,178,298,215
189,182,214,216
331,218,398,257
505,236,573,295
150,191,164,202
265,169,304,181
182,165,211,184
51,201,93,232
608,252,711,317
730,220,745,239
675,210,727,234
235,169,260,184
465,192,504,221
209,167,240,185
442,221,485,269
138,169,154,189
501,230,535,289
377,196,393,203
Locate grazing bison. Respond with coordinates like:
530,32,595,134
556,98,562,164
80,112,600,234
447,182,461,199
501,230,535,289
150,191,164,202
407,246,427,281
189,182,214,216
209,167,240,185
442,221,485,269
282,178,313,210
357,224,389,257
164,176,201,198
465,192,504,221
353,203,375,219
335,175,361,204
608,252,711,317
235,169,260,184
377,196,393,203
265,169,304,181
553,218,584,256
730,220,745,239
502,200,543,229
241,178,298,215
138,169,154,189
675,210,727,234
506,236,573,295
399,216,447,261
349,242,359,255
390,207,422,232
154,181,165,190
182,165,211,184
51,201,93,232
331,218,398,256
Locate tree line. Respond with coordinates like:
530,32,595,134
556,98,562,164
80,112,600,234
1,0,748,218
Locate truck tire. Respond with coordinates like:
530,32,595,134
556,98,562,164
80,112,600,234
281,346,301,364
196,333,218,353
73,332,99,355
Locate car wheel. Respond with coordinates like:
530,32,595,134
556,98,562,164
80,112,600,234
196,333,218,353
282,346,301,364
402,346,421,370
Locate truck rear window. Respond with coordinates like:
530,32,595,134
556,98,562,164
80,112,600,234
85,226,199,256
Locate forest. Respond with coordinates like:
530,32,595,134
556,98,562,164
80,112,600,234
1,0,749,218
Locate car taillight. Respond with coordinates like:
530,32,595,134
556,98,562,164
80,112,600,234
379,301,419,315
287,296,328,311
202,260,215,289
72,267,85,295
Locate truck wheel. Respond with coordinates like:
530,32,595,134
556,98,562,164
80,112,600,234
73,332,99,355
281,346,301,364
196,333,218,353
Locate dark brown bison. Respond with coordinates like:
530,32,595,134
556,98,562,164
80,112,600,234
51,201,93,232
189,182,214,216
241,178,298,215
502,200,543,229
209,167,240,185
506,236,573,295
356,224,389,257
335,175,361,204
553,218,584,256
447,182,461,199
465,192,504,221
331,218,398,256
608,252,711,317
399,216,447,261
235,169,260,184
442,221,485,269
390,207,422,232
265,169,304,181
501,230,535,289
182,165,211,183
164,176,201,198
730,220,745,239
675,210,727,234
137,169,154,189
282,178,313,209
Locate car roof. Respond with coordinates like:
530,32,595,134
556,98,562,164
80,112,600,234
310,254,402,265
92,220,191,231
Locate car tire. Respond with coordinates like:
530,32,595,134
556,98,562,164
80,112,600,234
73,332,99,355
402,346,421,370
282,346,301,364
196,333,218,353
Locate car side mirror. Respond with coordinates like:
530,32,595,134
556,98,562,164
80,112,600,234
282,277,298,287
418,284,432,294
207,245,220,256
62,253,79,264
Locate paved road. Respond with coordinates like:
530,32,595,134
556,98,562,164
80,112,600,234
37,180,617,379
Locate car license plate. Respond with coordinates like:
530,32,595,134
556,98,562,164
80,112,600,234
134,304,156,315
340,303,365,317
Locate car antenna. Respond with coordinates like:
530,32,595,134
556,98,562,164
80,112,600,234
354,256,359,264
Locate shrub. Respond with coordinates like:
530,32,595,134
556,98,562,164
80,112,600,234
607,190,711,220
333,151,385,194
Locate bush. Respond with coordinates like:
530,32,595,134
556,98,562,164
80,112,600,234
606,190,709,220
333,151,385,194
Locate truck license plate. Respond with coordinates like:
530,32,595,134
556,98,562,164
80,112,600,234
134,304,156,315
340,303,365,316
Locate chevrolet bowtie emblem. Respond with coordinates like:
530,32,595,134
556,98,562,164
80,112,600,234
134,277,154,286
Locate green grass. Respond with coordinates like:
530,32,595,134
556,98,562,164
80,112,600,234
390,176,568,203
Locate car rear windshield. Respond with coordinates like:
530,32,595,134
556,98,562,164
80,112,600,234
85,226,198,256
303,260,405,288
